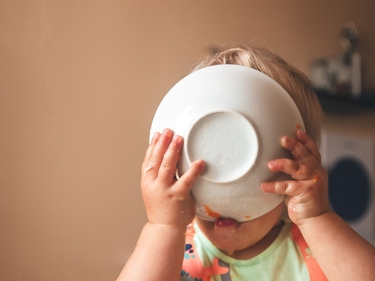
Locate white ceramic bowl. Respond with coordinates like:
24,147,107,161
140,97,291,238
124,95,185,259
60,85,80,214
150,65,305,222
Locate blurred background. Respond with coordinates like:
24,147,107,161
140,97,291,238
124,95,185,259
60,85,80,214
1,1,375,280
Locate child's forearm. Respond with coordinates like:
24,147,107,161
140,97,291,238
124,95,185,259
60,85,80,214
116,222,186,281
299,210,375,281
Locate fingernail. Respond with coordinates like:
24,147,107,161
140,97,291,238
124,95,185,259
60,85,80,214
151,132,160,144
261,182,272,192
162,129,172,137
281,136,289,143
297,130,309,142
194,159,205,170
172,135,183,147
268,160,276,167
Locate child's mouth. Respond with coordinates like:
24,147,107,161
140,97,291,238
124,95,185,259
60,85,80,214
214,217,237,227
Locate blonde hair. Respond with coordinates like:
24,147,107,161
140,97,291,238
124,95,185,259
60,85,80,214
194,45,324,145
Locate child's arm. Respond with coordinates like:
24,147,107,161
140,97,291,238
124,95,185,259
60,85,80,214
116,129,205,281
262,130,375,281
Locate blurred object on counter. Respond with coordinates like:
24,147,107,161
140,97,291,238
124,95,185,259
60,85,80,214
309,22,362,99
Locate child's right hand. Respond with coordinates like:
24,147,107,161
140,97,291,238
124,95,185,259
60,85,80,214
141,129,205,231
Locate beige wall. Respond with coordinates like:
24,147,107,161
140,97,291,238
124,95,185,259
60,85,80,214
1,1,374,280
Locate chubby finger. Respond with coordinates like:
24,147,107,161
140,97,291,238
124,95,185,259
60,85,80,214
157,135,184,182
296,130,322,163
261,178,318,197
174,159,205,193
144,129,174,180
142,132,161,169
268,159,316,180
281,136,309,162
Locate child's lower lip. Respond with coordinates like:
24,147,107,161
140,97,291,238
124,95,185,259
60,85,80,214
214,218,237,227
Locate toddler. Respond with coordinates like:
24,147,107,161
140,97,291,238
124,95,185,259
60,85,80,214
117,45,375,281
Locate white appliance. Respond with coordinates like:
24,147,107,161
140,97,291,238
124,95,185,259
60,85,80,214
321,130,375,245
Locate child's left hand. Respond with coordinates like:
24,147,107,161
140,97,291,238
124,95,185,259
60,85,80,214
261,130,330,226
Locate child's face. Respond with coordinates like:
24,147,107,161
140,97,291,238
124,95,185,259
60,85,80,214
196,202,284,258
